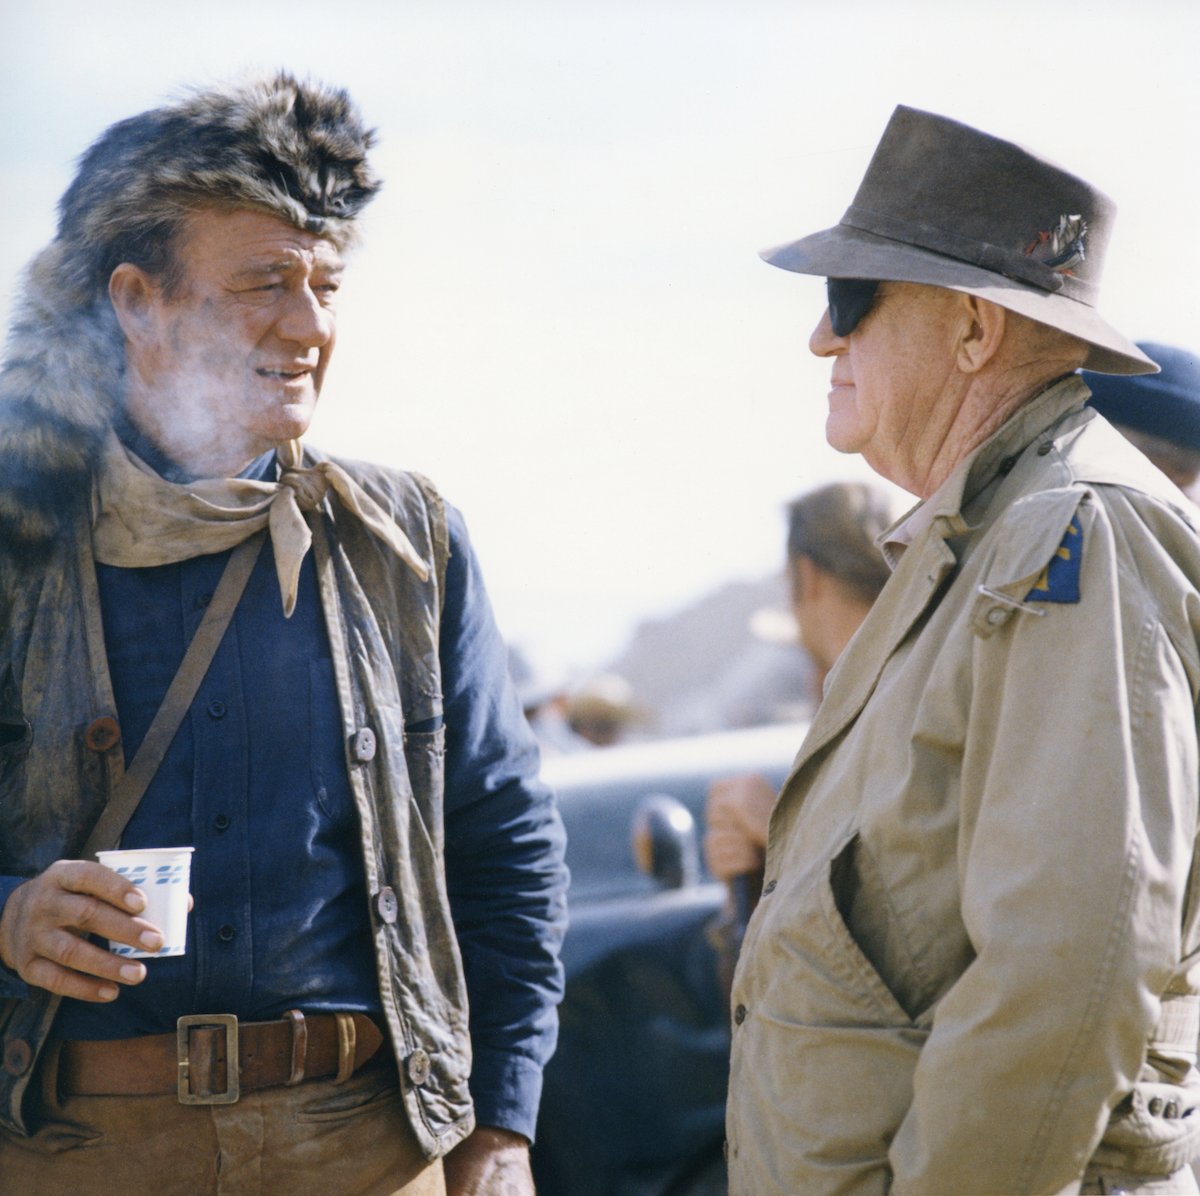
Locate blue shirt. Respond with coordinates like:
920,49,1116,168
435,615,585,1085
0,441,567,1139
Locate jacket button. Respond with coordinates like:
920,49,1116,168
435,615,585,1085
762,880,777,896
1164,1101,1180,1119
733,1004,747,1025
375,887,399,924
406,1048,431,1086
351,728,376,763
1149,1097,1165,1115
84,717,121,753
3,1038,32,1076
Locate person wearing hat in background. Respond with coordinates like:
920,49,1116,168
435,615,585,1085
704,481,898,887
1085,341,1200,503
725,105,1200,1195
0,75,566,1195
564,673,643,748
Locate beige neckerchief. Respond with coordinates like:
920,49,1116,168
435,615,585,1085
92,430,429,616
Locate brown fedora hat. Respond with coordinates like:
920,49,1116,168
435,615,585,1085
762,105,1155,376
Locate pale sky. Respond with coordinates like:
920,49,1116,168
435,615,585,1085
2,1,1198,679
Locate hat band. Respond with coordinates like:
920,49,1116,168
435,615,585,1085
841,205,1099,306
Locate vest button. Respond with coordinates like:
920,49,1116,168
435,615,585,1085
84,717,121,753
406,1048,431,1086
1149,1097,1165,1116
375,887,399,924
3,1038,32,1076
351,728,376,763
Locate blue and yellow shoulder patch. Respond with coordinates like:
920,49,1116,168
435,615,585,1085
1025,516,1083,604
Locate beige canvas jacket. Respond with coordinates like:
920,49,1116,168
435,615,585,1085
727,377,1200,1195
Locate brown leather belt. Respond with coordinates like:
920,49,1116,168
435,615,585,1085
59,1011,385,1105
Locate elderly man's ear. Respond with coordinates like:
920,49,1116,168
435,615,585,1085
955,292,1006,375
108,263,163,348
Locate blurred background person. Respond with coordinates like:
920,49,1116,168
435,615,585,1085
565,673,643,747
1085,341,1200,503
704,482,899,958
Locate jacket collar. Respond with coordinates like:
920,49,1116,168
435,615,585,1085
775,374,1091,804
881,374,1090,566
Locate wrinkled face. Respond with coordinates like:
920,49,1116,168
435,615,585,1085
808,281,958,490
126,206,343,471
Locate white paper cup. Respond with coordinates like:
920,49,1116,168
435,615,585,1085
96,846,194,959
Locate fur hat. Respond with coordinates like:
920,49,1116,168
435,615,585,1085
762,105,1154,377
0,72,380,553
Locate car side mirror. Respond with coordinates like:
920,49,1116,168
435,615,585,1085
631,794,699,890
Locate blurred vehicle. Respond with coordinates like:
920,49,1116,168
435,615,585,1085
530,722,805,1196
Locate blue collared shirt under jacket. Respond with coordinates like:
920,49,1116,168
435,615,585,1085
1,443,567,1140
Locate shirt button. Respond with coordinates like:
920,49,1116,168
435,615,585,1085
1149,1097,1165,1115
375,887,399,924
3,1038,32,1077
207,700,227,719
406,1048,431,1086
1164,1101,1180,1119
734,1004,747,1025
352,728,376,763
213,813,231,832
196,593,213,609
217,924,236,943
84,716,121,753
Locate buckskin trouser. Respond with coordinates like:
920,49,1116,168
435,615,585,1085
0,1043,446,1196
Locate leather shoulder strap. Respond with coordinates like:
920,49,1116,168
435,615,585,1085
82,532,266,857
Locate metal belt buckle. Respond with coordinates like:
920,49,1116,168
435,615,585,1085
177,1013,240,1105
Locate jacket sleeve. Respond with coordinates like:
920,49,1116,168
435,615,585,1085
438,504,568,1143
890,492,1200,1194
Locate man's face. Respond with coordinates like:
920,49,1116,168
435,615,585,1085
123,206,343,472
808,282,959,492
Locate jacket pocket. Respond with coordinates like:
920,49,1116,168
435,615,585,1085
817,830,920,1026
736,828,927,1180
403,727,446,857
755,828,919,1031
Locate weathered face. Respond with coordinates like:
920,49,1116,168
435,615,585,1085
808,282,959,492
122,206,343,473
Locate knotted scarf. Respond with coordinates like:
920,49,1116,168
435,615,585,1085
92,431,430,617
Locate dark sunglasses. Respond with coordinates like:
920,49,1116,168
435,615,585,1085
826,278,879,337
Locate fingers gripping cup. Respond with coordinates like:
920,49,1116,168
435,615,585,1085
96,847,194,958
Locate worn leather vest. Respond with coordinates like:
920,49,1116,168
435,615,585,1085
0,452,474,1159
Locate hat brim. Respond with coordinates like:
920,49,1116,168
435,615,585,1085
762,224,1156,377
